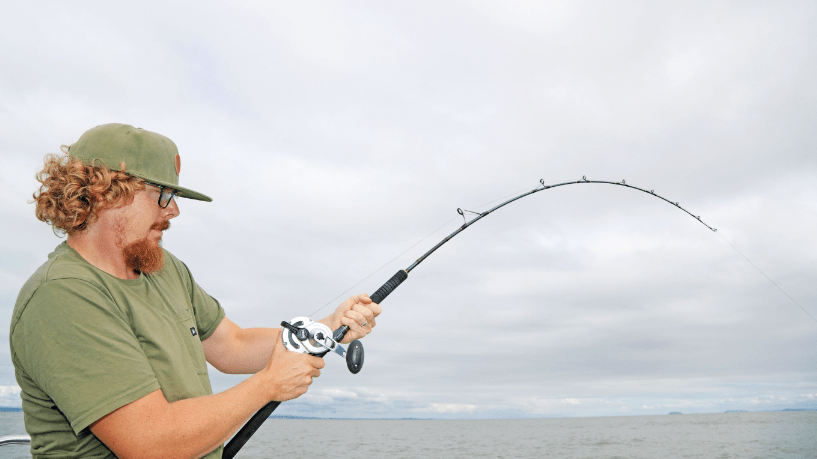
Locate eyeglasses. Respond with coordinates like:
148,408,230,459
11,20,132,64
144,181,179,209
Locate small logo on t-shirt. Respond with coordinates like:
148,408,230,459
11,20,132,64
190,327,197,336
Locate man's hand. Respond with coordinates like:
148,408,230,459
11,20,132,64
90,332,324,459
320,293,382,343
261,330,325,401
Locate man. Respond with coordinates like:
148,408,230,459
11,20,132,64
11,123,381,458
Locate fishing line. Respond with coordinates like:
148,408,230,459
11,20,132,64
715,232,817,323
307,183,543,318
307,217,458,318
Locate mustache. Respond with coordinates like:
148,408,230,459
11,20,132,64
151,220,171,232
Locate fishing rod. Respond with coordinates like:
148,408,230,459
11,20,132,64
222,176,715,458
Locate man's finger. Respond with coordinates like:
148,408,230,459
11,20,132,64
351,303,375,321
362,300,382,317
341,316,369,336
345,308,369,325
308,355,325,369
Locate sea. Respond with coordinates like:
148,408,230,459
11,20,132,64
1,411,815,458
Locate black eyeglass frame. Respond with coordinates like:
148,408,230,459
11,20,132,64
143,181,179,209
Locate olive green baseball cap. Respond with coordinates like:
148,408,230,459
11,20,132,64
68,123,212,202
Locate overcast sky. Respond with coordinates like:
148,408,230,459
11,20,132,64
1,1,815,421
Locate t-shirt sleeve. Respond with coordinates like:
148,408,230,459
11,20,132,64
174,258,224,340
13,279,160,434
191,281,225,341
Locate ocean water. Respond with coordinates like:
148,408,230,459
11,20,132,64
1,411,814,458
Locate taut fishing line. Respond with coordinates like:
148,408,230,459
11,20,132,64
307,183,549,318
223,176,813,459
715,232,816,322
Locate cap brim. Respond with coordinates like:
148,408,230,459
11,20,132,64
145,178,212,202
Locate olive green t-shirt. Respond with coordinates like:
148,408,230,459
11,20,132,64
10,242,226,458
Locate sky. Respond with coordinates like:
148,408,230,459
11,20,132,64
0,0,815,421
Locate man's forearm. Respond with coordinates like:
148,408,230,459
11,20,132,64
92,373,270,459
224,326,279,373
203,319,279,374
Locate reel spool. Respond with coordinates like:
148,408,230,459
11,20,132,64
281,317,332,355
281,317,364,374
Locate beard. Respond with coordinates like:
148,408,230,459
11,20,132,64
122,220,170,275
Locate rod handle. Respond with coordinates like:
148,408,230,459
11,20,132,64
222,401,281,459
371,269,408,304
225,269,409,458
332,269,408,343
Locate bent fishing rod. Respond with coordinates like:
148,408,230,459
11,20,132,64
222,176,715,458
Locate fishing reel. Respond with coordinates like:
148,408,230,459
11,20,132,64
280,317,364,374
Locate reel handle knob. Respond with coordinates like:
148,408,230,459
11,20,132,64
332,325,365,374
346,339,364,374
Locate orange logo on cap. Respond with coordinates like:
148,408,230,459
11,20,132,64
175,154,181,176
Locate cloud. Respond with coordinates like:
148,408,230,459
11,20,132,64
1,0,815,421
0,386,21,397
427,403,477,414
0,386,22,407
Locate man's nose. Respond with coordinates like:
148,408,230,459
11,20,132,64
164,197,181,219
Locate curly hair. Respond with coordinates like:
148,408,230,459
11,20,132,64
33,147,145,235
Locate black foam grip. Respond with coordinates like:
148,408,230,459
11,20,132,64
370,270,408,305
